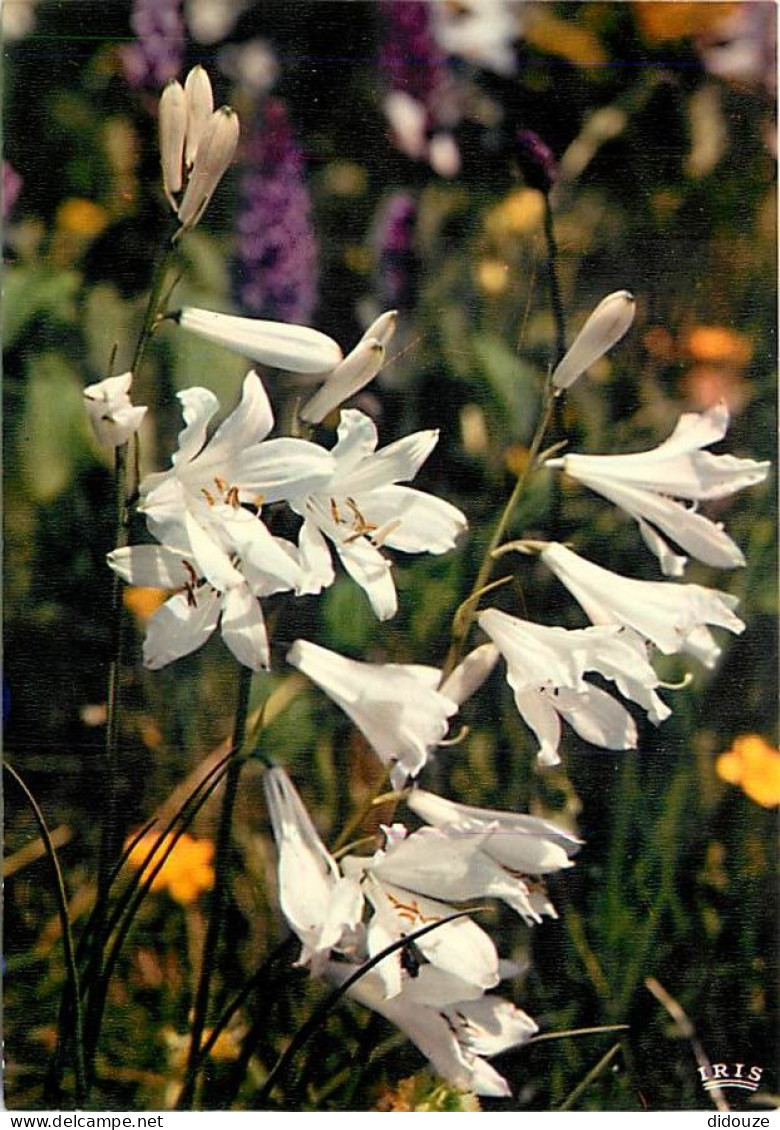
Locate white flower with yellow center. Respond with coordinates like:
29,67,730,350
289,410,467,620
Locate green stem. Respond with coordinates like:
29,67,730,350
556,1042,623,1112
543,192,567,369
177,664,255,1110
6,763,87,1106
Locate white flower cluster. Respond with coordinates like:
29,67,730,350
264,767,578,1097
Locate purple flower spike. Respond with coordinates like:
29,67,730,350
374,192,419,311
122,0,185,90
516,128,558,194
231,99,319,324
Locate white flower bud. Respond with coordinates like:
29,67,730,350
176,307,344,373
551,290,635,391
300,338,385,424
158,80,187,205
84,371,147,448
183,65,214,168
177,106,239,231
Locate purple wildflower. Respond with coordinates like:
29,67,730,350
231,98,319,324
374,192,419,312
122,0,185,90
515,129,558,194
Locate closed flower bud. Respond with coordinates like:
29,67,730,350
552,290,635,392
515,128,558,194
159,79,187,203
175,307,344,373
183,65,214,168
177,106,239,231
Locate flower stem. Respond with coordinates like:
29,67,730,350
440,193,566,681
177,663,254,1110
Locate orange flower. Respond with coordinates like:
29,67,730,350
716,735,780,808
125,831,215,904
634,3,737,44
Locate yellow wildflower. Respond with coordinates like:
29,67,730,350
125,831,215,904
716,735,780,808
56,198,109,238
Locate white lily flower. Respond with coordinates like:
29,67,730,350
290,410,467,620
546,402,769,576
108,506,302,670
299,310,398,424
264,767,363,971
83,371,147,448
286,639,461,788
324,961,536,1098
175,307,343,374
140,370,334,537
478,609,671,765
540,542,744,668
406,788,582,876
551,290,635,391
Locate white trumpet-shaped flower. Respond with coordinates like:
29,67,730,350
83,372,147,448
546,401,769,576
289,410,467,620
478,609,671,765
174,307,343,374
299,310,397,424
551,290,635,391
286,640,496,787
406,788,582,876
263,768,363,971
324,961,537,1098
108,504,303,670
540,542,744,668
140,370,334,538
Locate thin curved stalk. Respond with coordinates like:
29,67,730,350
5,763,87,1105
556,1042,623,1112
177,664,255,1110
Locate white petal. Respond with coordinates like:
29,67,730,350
360,309,398,350
638,518,688,577
552,290,635,391
177,307,343,373
184,511,244,591
328,409,379,475
447,997,538,1056
336,537,398,621
199,370,274,467
143,587,220,669
107,544,190,588
297,518,336,594
335,428,439,495
513,688,562,766
220,507,303,594
351,485,467,554
171,387,220,468
220,585,269,670
233,438,335,503
553,684,638,750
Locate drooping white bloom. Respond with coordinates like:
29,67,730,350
546,402,769,576
158,67,239,231
324,961,537,1098
551,290,635,391
83,371,147,448
174,307,343,374
289,410,468,620
478,609,671,765
108,505,303,670
140,370,334,540
263,767,363,971
540,542,745,668
299,310,398,424
406,788,582,876
286,639,496,787
286,640,458,788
